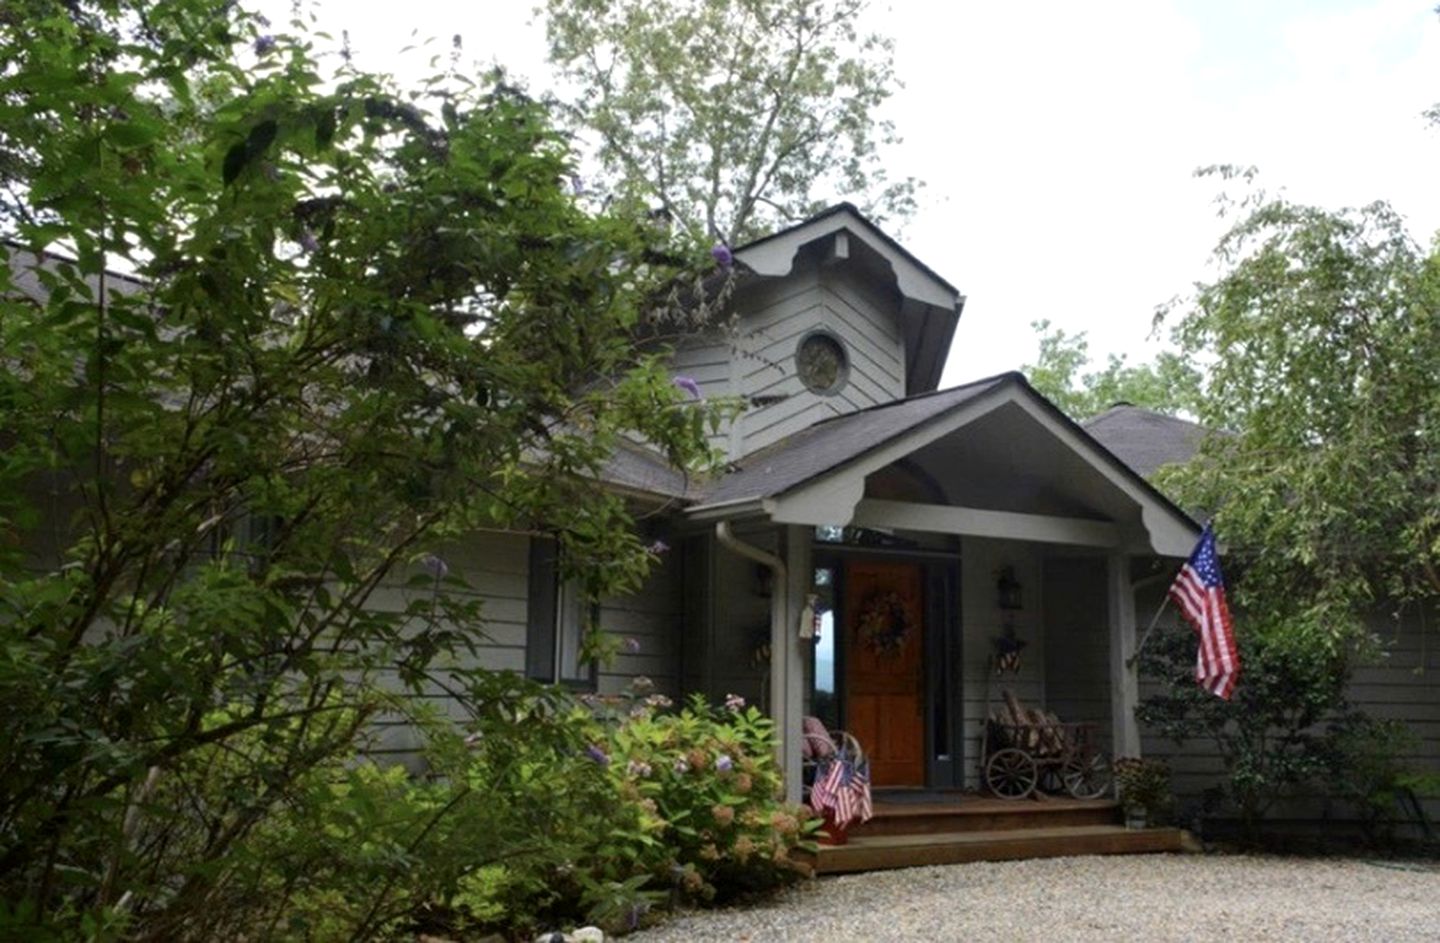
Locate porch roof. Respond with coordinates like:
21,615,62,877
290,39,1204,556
687,372,1201,557
695,374,1005,506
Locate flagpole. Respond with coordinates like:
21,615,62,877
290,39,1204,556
1125,595,1172,669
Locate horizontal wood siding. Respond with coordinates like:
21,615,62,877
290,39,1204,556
369,531,686,765
1041,556,1113,753
597,547,685,697
735,264,905,456
702,523,776,708
960,538,1046,789
367,531,532,764
662,259,909,459
669,336,739,451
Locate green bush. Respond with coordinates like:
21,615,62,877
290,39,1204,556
296,679,814,939
1137,618,1351,836
600,690,813,906
1322,715,1440,845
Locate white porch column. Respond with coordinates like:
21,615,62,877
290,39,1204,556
777,526,811,803
1107,552,1142,758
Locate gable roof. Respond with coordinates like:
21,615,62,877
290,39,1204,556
733,203,965,395
735,203,961,301
688,373,1201,555
1083,405,1208,479
695,374,1006,507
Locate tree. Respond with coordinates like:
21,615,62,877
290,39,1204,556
1161,186,1440,652
1138,177,1440,839
0,0,723,933
1021,319,1202,422
542,0,918,246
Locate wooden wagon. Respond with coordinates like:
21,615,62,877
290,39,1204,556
982,690,1111,800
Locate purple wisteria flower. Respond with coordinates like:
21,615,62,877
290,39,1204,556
672,375,701,399
585,744,610,767
724,692,746,712
647,538,671,555
421,553,449,580
623,636,642,654
711,243,734,269
715,754,734,773
254,34,277,56
299,227,319,254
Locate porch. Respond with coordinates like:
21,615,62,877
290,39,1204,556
682,376,1200,816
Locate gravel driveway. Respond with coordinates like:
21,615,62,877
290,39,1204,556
630,854,1438,942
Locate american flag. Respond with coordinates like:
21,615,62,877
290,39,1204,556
1168,523,1240,700
810,750,873,828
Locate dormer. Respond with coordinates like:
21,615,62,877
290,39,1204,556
669,204,966,459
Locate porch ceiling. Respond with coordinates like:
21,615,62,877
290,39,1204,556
900,402,1140,523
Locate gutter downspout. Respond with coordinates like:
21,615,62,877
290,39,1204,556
715,521,792,793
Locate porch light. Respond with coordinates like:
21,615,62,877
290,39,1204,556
996,566,1023,611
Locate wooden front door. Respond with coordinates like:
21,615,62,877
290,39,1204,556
843,560,925,786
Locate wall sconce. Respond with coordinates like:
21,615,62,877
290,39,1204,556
996,565,1023,611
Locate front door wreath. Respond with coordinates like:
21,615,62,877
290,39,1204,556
856,590,914,656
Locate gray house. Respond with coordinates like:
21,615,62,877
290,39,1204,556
372,205,1208,816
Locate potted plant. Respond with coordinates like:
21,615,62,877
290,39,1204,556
1112,756,1171,829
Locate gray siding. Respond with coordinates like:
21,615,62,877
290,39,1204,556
370,530,687,763
1041,555,1113,751
597,548,684,697
959,537,1046,788
703,524,776,708
666,261,907,460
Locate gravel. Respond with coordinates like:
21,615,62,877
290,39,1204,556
629,854,1440,942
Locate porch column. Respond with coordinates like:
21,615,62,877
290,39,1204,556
777,526,810,803
1107,553,1142,758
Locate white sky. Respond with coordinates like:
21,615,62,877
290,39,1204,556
263,0,1440,387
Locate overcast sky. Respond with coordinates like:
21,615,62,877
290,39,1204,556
264,0,1440,387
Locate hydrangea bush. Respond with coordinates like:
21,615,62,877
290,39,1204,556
599,689,815,905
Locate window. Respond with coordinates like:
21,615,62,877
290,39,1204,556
796,331,848,395
526,538,595,687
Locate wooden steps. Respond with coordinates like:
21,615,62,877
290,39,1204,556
800,793,1190,875
849,796,1121,838
813,824,1188,874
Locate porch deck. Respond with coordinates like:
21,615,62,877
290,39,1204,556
808,792,1190,875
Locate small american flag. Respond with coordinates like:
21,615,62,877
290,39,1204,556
810,748,873,828
1168,524,1240,700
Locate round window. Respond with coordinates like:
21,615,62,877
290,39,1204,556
796,332,848,395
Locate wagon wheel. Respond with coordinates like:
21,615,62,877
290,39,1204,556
985,748,1038,799
1036,765,1066,796
1062,754,1112,800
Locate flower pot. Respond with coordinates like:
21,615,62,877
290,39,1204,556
817,807,849,845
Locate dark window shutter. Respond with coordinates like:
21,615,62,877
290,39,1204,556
526,537,558,682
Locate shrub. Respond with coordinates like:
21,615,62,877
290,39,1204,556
388,680,812,938
1137,618,1352,837
1321,715,1440,846
600,690,813,908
